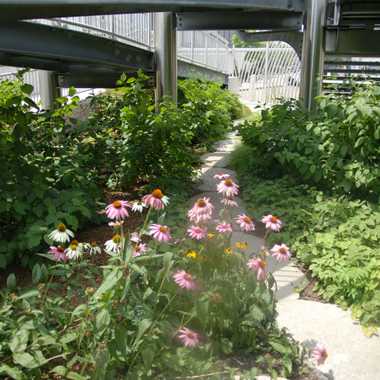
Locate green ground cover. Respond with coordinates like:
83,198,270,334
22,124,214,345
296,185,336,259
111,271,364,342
231,86,380,328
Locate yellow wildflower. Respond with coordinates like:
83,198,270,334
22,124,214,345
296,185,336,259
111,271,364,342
235,241,248,250
224,247,233,255
207,233,215,240
186,250,199,259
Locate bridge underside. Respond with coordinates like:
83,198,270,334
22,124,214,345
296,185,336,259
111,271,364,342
0,21,227,87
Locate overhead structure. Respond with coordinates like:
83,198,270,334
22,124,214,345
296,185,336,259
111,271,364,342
2,0,380,109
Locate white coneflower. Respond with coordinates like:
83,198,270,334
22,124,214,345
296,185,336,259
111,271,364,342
65,240,83,260
104,234,121,256
48,223,74,243
84,241,101,255
131,201,146,213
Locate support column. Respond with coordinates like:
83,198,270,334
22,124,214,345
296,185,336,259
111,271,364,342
38,70,60,110
300,0,327,111
155,12,177,103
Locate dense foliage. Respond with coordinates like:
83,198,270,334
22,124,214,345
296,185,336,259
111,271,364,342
232,86,380,327
0,73,241,268
0,185,305,379
238,86,380,199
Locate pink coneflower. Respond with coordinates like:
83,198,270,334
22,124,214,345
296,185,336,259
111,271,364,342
188,197,214,224
187,225,207,240
173,270,197,290
312,344,328,365
221,197,239,208
130,232,141,244
236,214,255,232
214,173,231,180
149,224,171,242
133,243,148,257
48,246,68,262
270,244,291,262
217,178,239,198
261,214,282,232
177,327,201,348
247,257,267,281
142,189,169,210
105,200,131,220
216,222,233,234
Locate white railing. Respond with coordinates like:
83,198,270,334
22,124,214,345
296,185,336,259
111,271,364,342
231,42,301,106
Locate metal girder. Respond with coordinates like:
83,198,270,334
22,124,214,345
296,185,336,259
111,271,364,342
0,21,155,73
325,29,380,56
178,60,227,85
236,30,303,58
176,11,303,30
0,1,305,21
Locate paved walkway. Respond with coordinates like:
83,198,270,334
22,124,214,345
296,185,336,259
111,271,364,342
194,132,380,380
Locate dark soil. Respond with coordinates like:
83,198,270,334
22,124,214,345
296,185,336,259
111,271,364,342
0,212,144,290
298,270,328,304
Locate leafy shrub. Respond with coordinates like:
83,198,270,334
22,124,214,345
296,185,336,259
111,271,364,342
232,148,380,327
0,185,305,379
238,86,380,198
179,79,241,148
0,79,100,268
0,72,243,268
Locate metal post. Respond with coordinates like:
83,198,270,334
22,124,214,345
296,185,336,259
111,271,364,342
264,41,269,103
155,12,177,103
300,0,327,110
38,70,59,110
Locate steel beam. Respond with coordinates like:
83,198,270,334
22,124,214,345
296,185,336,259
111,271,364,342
236,30,303,58
38,71,60,110
176,11,303,30
0,21,155,73
300,0,327,110
325,29,380,56
155,12,177,102
178,60,227,85
0,1,305,21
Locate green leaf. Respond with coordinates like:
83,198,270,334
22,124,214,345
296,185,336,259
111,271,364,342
32,264,42,284
132,319,152,349
93,268,123,299
6,273,17,289
9,330,29,353
18,289,39,300
0,364,25,380
51,365,68,376
96,309,111,333
13,352,39,369
268,339,292,355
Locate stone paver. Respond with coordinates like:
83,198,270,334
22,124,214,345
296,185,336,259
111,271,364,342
194,131,380,380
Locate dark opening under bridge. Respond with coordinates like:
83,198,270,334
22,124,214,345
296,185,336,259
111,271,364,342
0,0,380,109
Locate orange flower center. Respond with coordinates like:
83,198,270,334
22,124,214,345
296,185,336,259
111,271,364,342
57,246,65,253
197,199,206,208
159,226,168,233
279,247,288,254
270,216,279,223
259,260,267,269
243,216,252,224
152,189,164,199
224,179,233,187
70,240,79,249
90,241,97,247
57,223,66,232
112,234,121,243
184,273,193,281
187,331,196,339
113,200,122,209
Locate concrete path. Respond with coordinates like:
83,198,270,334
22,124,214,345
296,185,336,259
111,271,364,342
194,132,380,380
